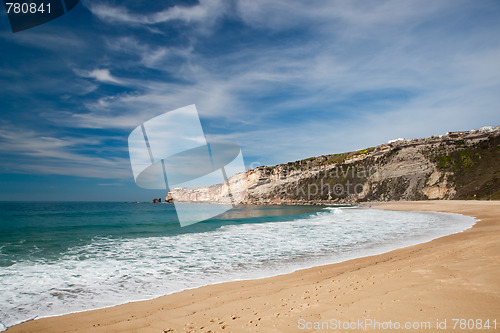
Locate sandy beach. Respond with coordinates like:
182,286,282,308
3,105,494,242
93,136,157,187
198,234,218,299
7,200,500,333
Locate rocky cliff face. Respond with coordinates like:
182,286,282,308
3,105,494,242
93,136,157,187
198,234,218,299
168,126,500,204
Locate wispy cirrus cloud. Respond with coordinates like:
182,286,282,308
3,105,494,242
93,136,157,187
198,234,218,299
0,124,131,179
104,36,194,69
1,0,500,191
85,0,227,26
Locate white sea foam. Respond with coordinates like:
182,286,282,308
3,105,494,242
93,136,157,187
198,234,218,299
0,208,476,330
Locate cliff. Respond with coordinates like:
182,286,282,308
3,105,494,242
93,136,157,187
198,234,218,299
167,126,500,204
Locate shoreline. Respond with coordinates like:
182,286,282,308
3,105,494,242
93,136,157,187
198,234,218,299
7,200,500,332
4,209,474,329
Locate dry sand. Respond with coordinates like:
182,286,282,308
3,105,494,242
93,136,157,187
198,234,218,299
7,200,500,332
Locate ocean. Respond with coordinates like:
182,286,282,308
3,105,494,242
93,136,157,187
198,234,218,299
0,202,476,330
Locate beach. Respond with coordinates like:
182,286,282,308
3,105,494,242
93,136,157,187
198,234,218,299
7,200,500,332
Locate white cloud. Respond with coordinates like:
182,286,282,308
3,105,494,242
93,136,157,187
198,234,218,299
0,125,131,179
104,37,194,70
86,69,122,84
86,0,227,27
0,28,85,50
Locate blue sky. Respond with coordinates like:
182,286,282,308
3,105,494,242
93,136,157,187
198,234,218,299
0,0,499,201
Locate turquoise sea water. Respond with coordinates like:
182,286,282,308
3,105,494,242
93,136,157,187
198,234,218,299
0,202,475,330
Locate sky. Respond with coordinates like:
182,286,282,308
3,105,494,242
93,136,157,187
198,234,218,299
0,0,499,201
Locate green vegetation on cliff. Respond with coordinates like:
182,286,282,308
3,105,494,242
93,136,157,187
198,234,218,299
427,135,500,200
